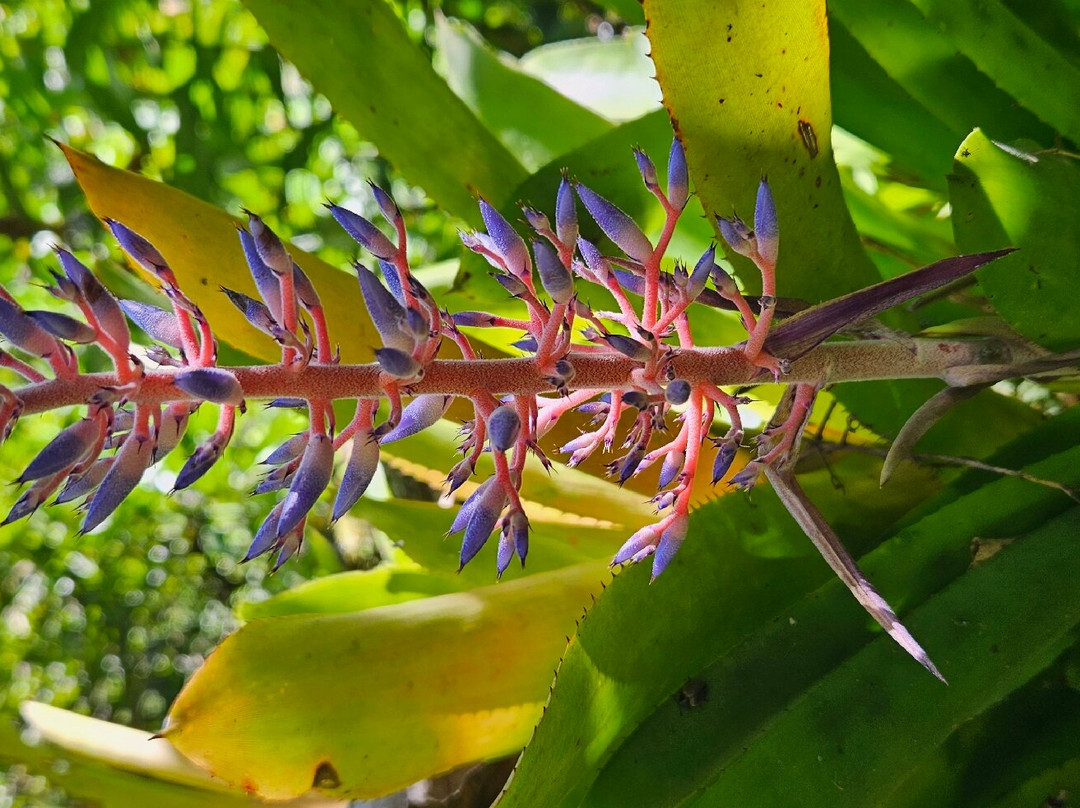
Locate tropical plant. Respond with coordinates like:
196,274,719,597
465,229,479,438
3,0,1080,806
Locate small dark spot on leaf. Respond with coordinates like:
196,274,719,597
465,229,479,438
754,73,763,78
991,644,1000,653
718,98,725,105
961,148,971,157
200,277,208,286
815,176,822,188
313,761,341,789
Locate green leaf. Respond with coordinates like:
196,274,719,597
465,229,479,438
62,143,379,363
644,0,879,302
433,16,612,170
908,0,1080,143
830,0,1056,147
166,561,610,800
498,434,1080,807
242,0,528,218
949,129,1080,351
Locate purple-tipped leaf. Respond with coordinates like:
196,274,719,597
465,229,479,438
612,524,660,566
291,264,321,311
575,183,653,264
763,249,1016,361
451,311,495,328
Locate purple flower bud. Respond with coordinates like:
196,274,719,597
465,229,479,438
512,336,538,353
445,458,474,496
685,245,716,302
173,436,226,491
711,438,739,484
612,269,645,298
665,379,691,405
667,137,689,209
4,473,63,525
254,465,293,495
244,501,286,562
496,528,515,578
616,443,646,485
533,240,574,305
18,417,101,483
672,261,688,290
380,394,451,444
24,310,96,344
622,390,650,410
105,220,170,279
459,479,506,569
487,405,521,452
729,460,763,491
276,432,334,538
754,178,779,266
244,211,293,276
266,397,307,410
510,508,529,565
374,347,422,379
328,203,397,260
479,198,529,278
153,403,189,462
575,183,653,264
272,527,304,571
451,311,495,328
602,333,652,362
120,300,184,348
577,401,609,417
355,263,413,352
46,269,80,303
493,273,529,299
262,432,310,466
556,173,578,247
291,263,321,311
81,433,153,533
633,147,658,189
612,524,660,566
651,513,688,579
658,450,685,490
173,368,245,406
710,264,738,297
0,298,59,357
238,227,283,320
332,430,380,522
55,457,113,505
716,213,755,258
448,478,492,534
577,237,608,277
222,287,283,339
405,307,429,340
368,181,402,227
521,205,551,233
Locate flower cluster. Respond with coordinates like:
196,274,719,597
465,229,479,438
1,135,1017,676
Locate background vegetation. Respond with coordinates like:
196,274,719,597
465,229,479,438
1,0,1079,806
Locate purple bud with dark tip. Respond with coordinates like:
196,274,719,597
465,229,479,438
521,205,550,233
510,508,529,564
496,527,515,578
514,336,536,353
369,182,402,227
4,474,62,525
173,436,226,491
459,480,506,569
25,310,96,343
658,450,685,490
81,433,153,533
710,263,738,297
711,438,738,484
729,460,763,491
555,173,578,247
575,183,653,264
18,417,100,483
291,263,321,311
754,178,779,266
665,379,691,405
448,478,492,535
120,300,184,348
174,368,244,406
716,213,755,258
244,501,285,562
479,198,529,278
276,432,334,538
380,395,451,444
622,390,649,410
272,527,304,571
452,311,495,328
0,298,59,357
376,259,407,307
487,406,521,452
685,245,716,302
602,333,652,362
651,513,688,579
445,459,474,496
254,465,293,494
618,443,646,485
405,307,429,339
245,211,293,276
667,137,689,209
333,430,380,522
329,203,397,260
46,269,80,303
262,432,310,466
633,147,658,190
534,240,574,305
493,273,529,298
612,524,660,566
266,398,307,409
374,347,422,379
55,457,113,505
106,220,170,279
577,237,608,277
222,287,282,338
612,269,645,297
238,227,283,319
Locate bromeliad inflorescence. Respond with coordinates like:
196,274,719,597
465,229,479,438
0,136,1018,679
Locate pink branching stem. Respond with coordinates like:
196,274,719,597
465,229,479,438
643,206,682,331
